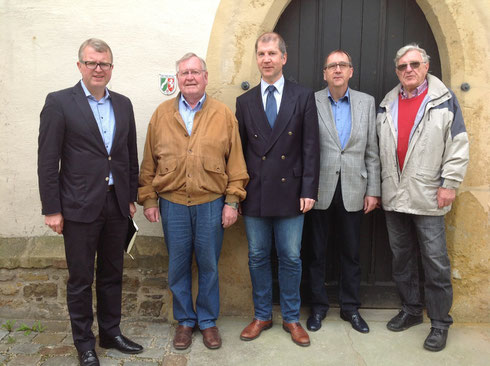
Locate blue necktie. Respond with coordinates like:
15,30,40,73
265,85,277,128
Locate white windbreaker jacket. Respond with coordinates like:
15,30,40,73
376,74,469,216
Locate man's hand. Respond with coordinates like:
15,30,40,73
144,207,160,223
300,198,316,213
222,204,238,228
364,196,380,214
45,213,64,234
129,202,137,218
437,187,456,208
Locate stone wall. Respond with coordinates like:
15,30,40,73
0,237,170,321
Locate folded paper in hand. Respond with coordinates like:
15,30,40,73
125,216,139,260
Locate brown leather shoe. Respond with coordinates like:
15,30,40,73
282,322,310,347
201,326,222,349
173,325,193,350
240,319,273,341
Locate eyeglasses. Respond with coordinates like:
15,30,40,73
396,61,425,72
82,61,113,71
178,69,205,77
324,62,352,71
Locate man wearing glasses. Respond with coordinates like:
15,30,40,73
138,53,248,351
38,38,142,366
377,44,469,351
304,50,380,334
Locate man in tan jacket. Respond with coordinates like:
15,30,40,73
138,53,249,351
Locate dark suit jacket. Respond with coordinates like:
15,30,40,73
38,81,139,223
236,79,320,217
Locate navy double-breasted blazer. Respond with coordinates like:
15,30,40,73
236,79,320,217
38,81,139,223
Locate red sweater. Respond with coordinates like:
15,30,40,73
397,89,428,170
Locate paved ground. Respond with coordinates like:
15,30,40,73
1,308,489,366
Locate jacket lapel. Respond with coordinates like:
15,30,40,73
264,80,296,153
316,88,342,149
72,82,106,153
249,85,272,142
345,90,360,149
110,91,122,154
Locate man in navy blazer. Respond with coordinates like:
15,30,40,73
236,32,320,347
38,38,142,366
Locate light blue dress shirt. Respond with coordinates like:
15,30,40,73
328,88,352,150
179,93,206,135
81,80,115,185
260,75,284,114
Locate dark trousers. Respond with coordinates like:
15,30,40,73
63,190,127,352
385,211,453,330
307,182,363,314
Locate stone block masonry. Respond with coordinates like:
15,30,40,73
0,236,170,321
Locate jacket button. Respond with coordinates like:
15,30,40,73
281,155,286,160
288,131,293,135
262,156,266,160
336,171,340,175
105,177,109,181
340,151,344,155
108,156,112,160
254,134,258,138
281,178,286,182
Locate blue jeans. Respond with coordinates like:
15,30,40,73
243,215,304,323
159,197,224,330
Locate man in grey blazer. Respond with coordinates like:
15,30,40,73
305,50,380,333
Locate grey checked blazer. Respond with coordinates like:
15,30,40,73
314,88,380,211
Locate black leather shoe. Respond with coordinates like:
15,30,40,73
306,312,326,331
424,327,448,352
99,334,143,354
78,350,99,366
387,310,423,332
340,310,369,333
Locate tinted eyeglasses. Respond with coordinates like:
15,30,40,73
396,61,425,72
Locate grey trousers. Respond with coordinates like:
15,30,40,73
385,211,453,330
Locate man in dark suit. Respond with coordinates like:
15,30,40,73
236,32,320,347
38,38,143,366
305,50,380,334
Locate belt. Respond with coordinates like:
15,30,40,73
107,185,115,191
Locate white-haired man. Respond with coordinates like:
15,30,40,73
377,44,469,351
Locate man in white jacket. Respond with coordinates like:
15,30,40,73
377,44,469,352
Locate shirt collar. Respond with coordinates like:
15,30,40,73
400,78,428,99
327,87,350,103
261,75,285,96
80,80,110,102
180,93,206,111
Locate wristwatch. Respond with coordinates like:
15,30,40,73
225,202,239,210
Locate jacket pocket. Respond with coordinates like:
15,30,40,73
380,171,397,208
154,158,181,192
200,157,227,194
410,169,440,210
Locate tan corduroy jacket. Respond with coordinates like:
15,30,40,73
138,94,249,209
